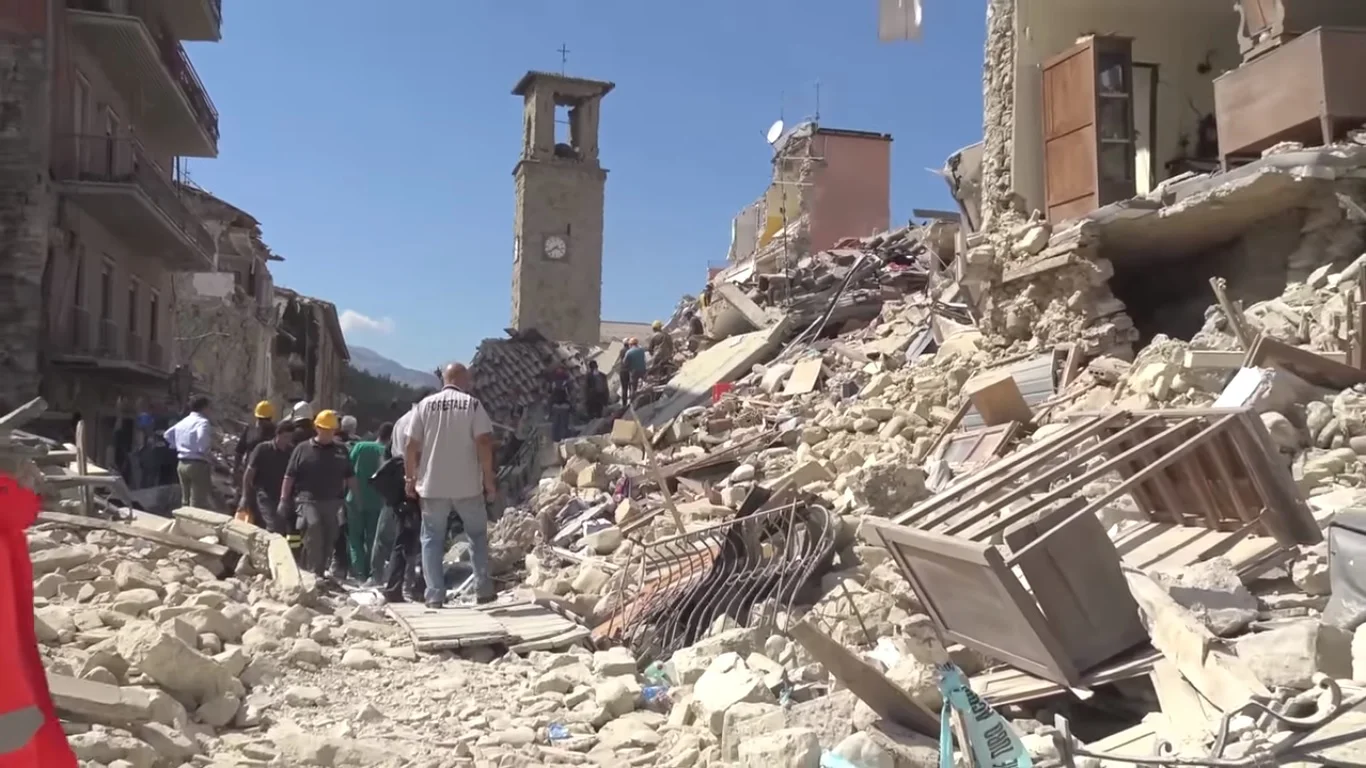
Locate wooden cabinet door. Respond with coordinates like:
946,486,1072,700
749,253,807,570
1042,35,1135,223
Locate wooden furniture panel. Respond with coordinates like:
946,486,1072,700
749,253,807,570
1042,35,1135,223
867,519,1081,685
891,408,1321,548
1216,27,1366,168
1004,500,1147,673
1236,0,1366,61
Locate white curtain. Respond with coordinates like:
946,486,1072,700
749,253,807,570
878,0,923,42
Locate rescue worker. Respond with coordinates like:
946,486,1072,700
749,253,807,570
239,423,300,560
287,402,316,444
584,361,609,419
337,415,358,446
686,308,706,352
280,410,358,583
368,393,425,586
622,338,647,401
345,423,389,583
233,400,277,522
647,319,674,365
235,401,277,474
164,396,214,510
547,366,572,441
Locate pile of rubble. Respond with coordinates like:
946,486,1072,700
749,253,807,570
27,196,1366,765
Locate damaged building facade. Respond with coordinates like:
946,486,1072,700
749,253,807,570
0,0,222,460
965,0,1366,364
172,186,278,417
271,286,348,412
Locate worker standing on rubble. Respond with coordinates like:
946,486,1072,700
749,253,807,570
280,409,358,584
686,308,705,352
647,319,674,366
164,396,215,510
233,401,277,517
369,392,424,584
404,363,498,609
548,366,573,441
622,338,647,401
345,422,390,583
239,423,299,559
584,361,609,419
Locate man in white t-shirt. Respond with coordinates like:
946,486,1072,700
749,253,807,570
404,364,497,608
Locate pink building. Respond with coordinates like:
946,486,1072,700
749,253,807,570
728,123,892,264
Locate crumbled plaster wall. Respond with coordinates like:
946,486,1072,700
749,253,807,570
0,34,51,412
272,291,345,410
172,275,271,419
979,0,1017,228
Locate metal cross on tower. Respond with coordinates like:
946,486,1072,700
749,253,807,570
557,44,570,74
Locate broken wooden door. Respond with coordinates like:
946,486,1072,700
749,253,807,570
1042,35,1136,223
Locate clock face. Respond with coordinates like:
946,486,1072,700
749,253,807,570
544,235,568,261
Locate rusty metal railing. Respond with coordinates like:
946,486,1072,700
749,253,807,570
594,502,838,664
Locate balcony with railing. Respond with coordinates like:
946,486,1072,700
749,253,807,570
54,134,214,271
67,0,219,157
51,308,169,375
159,0,222,43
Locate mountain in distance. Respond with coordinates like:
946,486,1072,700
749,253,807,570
348,346,438,390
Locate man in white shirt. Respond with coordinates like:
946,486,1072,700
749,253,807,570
164,396,214,509
404,364,497,608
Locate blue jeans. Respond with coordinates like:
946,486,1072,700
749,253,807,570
419,495,492,603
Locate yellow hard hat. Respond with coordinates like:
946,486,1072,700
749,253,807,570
652,320,663,331
254,400,275,419
314,409,340,430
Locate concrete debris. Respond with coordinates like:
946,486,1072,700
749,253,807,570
15,64,1366,768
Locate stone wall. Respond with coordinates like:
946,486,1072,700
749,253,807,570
0,32,51,412
979,0,1017,228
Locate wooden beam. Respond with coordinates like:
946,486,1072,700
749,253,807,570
36,510,229,558
1209,277,1254,349
0,397,47,433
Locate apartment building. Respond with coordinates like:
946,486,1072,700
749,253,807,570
0,0,222,461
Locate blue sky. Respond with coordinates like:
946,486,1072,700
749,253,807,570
185,1,986,373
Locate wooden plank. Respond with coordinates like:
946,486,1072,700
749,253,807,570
1244,334,1366,390
75,420,92,518
1210,277,1255,349
0,397,47,432
897,412,1124,527
789,620,939,737
386,603,510,651
36,510,229,558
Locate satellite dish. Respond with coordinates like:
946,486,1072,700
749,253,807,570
765,119,785,145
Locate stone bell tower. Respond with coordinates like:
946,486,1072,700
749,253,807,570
510,71,613,346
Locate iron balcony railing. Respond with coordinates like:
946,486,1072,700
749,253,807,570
56,134,215,259
68,0,220,143
157,34,219,143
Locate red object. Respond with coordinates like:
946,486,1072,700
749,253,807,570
0,474,79,768
712,382,733,403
